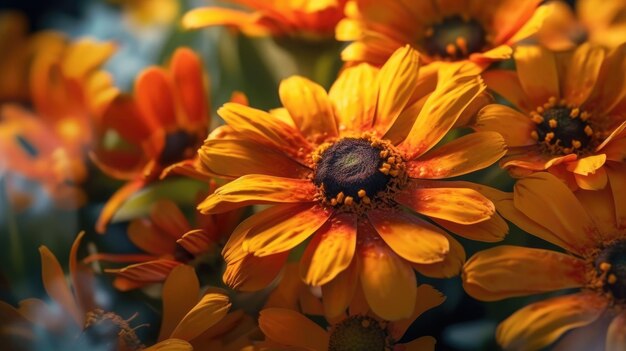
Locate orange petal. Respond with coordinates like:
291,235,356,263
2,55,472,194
514,45,560,107
259,308,329,350
182,7,269,35
321,258,359,320
300,213,357,286
223,253,288,291
433,214,508,243
574,166,608,190
149,200,191,239
513,172,597,254
278,76,338,142
159,265,200,341
474,104,536,147
562,43,605,106
607,164,626,228
402,336,437,351
412,233,465,279
136,67,177,128
470,45,513,62
170,293,231,341
406,131,506,179
170,47,209,126
61,39,116,79
607,312,626,351
496,292,607,351
367,209,449,264
463,246,587,301
197,175,316,214
329,63,377,133
505,1,553,44
68,232,96,317
400,67,486,160
96,179,146,234
106,259,181,291
397,183,495,225
177,229,213,257
127,219,177,256
359,242,417,320
144,339,193,351
374,45,420,136
199,138,310,179
39,245,82,326
98,94,155,144
565,154,607,176
391,285,445,339
243,204,331,257
482,70,531,111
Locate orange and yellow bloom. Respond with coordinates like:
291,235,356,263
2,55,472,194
464,172,626,351
199,46,507,321
477,43,626,191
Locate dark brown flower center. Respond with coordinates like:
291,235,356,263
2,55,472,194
158,130,198,165
328,316,391,351
423,16,487,60
530,100,595,155
595,240,626,301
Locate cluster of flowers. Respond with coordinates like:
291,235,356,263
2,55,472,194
1,0,626,350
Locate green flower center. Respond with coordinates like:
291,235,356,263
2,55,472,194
595,240,626,301
423,16,487,60
328,316,390,351
158,130,198,165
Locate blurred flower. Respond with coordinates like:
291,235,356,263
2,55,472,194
477,43,626,191
0,35,117,208
108,0,180,26
336,0,554,68
182,0,348,40
0,232,144,351
256,284,445,350
539,0,626,51
92,47,211,233
145,265,255,351
463,172,626,351
199,46,507,321
86,197,242,291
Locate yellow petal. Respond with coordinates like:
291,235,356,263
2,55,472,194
258,308,329,350
391,285,446,339
412,233,465,279
197,175,317,214
565,154,606,176
562,43,606,106
433,214,508,242
367,209,449,264
279,76,338,142
144,339,193,351
574,167,608,190
182,7,268,35
300,213,357,286
482,70,531,111
474,104,536,147
223,253,288,292
329,63,377,133
170,293,231,341
463,246,587,301
607,312,626,351
506,2,555,44
321,258,359,320
39,245,82,326
159,265,200,341
514,45,560,107
496,292,607,351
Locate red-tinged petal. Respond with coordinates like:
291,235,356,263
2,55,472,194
136,67,177,128
177,229,214,257
607,312,626,351
321,258,359,320
496,292,607,351
39,245,82,326
505,1,554,44
329,63,377,133
279,76,338,142
149,200,191,239
514,45,560,107
463,246,587,301
502,147,578,171
406,132,506,179
300,213,357,286
170,47,209,126
223,253,288,292
491,0,542,44
243,204,331,257
412,233,465,279
159,265,200,341
359,242,417,321
367,209,449,264
127,218,177,256
106,259,181,291
259,308,329,350
197,175,316,214
96,179,146,234
474,104,536,147
98,94,155,144
170,293,231,341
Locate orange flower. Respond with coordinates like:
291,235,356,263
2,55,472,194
200,46,507,320
92,47,211,233
145,265,255,351
0,232,145,350
257,284,445,350
477,43,626,191
182,0,348,39
86,198,242,291
463,172,626,351
336,0,554,67
539,0,626,50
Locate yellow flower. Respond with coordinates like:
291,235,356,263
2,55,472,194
477,43,626,191
257,284,445,351
539,0,626,50
463,172,626,351
336,0,555,67
200,46,507,321
109,0,180,25
182,0,348,39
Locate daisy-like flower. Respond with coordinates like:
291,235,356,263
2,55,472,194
463,172,626,351
86,198,241,291
182,0,348,39
336,0,554,67
145,265,255,351
257,284,445,351
0,232,145,350
477,43,626,191
92,47,210,233
539,0,626,51
200,46,507,321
